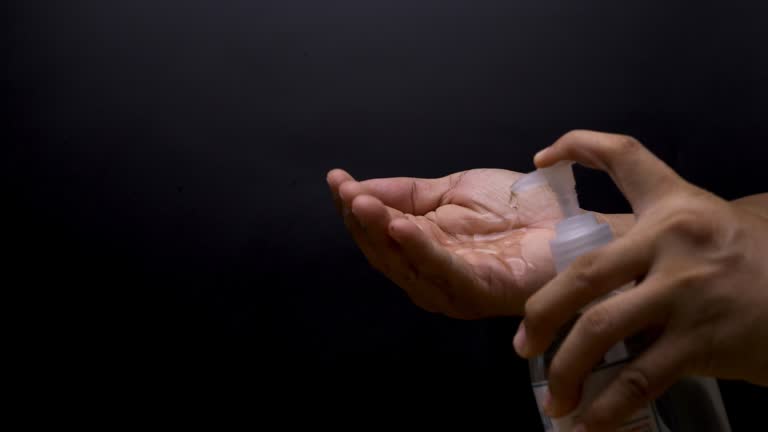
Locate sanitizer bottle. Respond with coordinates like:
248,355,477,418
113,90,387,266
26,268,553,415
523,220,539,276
511,161,731,432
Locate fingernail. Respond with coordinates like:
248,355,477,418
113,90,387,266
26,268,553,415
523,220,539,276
513,321,527,356
533,147,551,165
573,424,586,432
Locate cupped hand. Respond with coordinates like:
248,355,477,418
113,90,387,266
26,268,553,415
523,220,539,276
515,130,768,431
327,167,565,318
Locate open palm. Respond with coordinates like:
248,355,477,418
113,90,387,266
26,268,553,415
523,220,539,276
328,168,566,318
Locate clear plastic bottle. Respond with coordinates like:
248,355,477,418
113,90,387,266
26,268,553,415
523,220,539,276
511,162,731,432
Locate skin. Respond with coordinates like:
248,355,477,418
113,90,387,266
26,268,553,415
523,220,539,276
328,130,768,431
513,131,768,431
327,167,632,318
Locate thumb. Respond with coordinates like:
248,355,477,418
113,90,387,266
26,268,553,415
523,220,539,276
534,130,683,214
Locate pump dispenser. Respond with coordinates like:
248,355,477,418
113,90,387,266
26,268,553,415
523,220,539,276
512,161,731,432
511,161,614,272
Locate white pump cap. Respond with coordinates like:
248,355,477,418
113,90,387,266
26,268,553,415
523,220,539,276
511,161,614,273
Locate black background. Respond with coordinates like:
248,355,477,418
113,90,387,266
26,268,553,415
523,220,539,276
6,0,768,427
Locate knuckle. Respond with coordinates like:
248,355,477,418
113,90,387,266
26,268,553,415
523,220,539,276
557,130,590,154
569,253,600,291
580,305,614,338
662,207,719,246
552,130,582,154
560,129,587,144
557,131,646,171
611,134,642,153
617,366,653,403
603,135,642,172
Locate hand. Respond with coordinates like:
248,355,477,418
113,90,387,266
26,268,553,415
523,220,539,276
327,168,566,318
514,130,768,431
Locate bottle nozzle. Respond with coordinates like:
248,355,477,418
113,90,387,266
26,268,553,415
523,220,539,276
510,161,580,218
511,159,611,272
540,161,579,218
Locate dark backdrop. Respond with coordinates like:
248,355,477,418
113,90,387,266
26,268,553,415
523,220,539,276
6,0,767,427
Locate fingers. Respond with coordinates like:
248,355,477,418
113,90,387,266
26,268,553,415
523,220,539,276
349,188,404,225
543,280,672,417
388,217,485,319
328,167,466,217
326,170,367,252
352,195,449,312
580,334,690,431
336,181,388,273
534,130,683,213
327,167,453,216
349,193,404,270
516,231,656,358
358,172,464,215
327,168,354,214
337,181,401,273
327,169,450,313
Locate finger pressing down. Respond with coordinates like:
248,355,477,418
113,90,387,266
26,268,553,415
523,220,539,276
578,333,691,431
544,278,672,418
516,231,656,359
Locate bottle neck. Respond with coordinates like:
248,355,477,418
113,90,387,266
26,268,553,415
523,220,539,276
550,213,614,273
